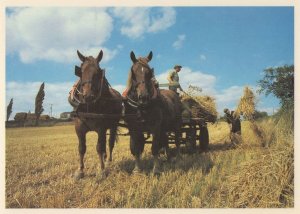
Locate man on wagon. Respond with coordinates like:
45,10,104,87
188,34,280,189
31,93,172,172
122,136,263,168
224,108,242,144
167,65,183,95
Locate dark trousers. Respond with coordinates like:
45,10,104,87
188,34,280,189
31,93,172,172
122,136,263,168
169,86,179,95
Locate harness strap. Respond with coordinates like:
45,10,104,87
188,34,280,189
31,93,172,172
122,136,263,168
127,96,139,108
81,80,92,85
93,70,106,104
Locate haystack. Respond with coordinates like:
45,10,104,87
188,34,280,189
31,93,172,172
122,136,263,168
235,86,256,120
235,86,269,146
181,85,218,123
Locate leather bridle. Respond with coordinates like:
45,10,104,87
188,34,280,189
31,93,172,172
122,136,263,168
126,61,157,109
79,67,107,105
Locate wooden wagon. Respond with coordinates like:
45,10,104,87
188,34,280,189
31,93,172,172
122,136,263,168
70,87,215,152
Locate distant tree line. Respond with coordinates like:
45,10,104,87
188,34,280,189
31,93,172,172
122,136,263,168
6,82,45,126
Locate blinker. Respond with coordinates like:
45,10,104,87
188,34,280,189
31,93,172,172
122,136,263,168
75,66,81,77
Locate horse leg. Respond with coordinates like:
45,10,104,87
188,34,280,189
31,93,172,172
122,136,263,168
160,132,171,161
107,126,117,164
165,139,171,161
175,129,182,161
152,128,161,175
74,128,87,180
96,128,108,179
130,130,143,174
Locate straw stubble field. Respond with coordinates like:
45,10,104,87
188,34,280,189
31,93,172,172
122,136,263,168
5,120,293,208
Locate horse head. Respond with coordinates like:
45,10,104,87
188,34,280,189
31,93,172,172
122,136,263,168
129,51,154,106
75,50,105,104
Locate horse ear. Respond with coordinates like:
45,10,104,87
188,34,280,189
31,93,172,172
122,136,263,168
97,50,103,64
147,51,153,62
77,50,86,62
75,65,81,77
130,51,137,63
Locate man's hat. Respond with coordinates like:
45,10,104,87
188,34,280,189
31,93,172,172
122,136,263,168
174,65,182,69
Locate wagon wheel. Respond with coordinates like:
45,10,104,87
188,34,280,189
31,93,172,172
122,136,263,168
186,125,197,152
199,125,209,151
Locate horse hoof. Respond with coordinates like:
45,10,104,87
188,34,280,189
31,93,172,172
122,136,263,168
74,171,84,180
105,160,112,167
132,167,142,175
153,168,161,176
102,169,110,178
96,170,109,183
176,155,182,162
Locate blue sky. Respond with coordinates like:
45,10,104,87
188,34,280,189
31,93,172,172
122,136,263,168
5,7,294,118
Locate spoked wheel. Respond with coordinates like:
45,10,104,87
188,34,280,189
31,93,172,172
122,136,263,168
186,125,196,153
199,125,209,151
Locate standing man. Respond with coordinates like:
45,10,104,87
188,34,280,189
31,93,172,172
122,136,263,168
224,108,242,144
167,65,183,95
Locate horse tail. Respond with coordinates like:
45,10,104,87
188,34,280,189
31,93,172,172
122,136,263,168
115,126,120,143
109,125,119,143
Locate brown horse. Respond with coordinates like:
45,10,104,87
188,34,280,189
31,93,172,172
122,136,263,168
72,50,122,180
124,51,182,175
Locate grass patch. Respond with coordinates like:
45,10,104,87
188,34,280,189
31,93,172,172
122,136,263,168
6,119,293,208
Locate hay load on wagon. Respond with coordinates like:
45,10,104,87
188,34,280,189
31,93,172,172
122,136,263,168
180,85,218,123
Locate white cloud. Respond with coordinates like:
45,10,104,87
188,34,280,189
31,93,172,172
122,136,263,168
172,34,186,50
74,47,119,64
112,7,150,39
6,8,117,63
148,8,176,33
113,84,127,94
112,7,176,39
5,81,127,119
156,67,216,94
6,81,74,119
215,85,276,114
214,86,244,112
200,54,207,61
155,67,273,114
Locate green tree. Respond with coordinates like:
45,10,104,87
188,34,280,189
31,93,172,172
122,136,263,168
35,82,45,126
253,110,268,120
257,65,294,132
257,65,294,107
6,98,13,121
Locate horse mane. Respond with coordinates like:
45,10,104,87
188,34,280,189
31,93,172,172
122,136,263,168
100,69,111,95
137,57,150,66
126,69,133,89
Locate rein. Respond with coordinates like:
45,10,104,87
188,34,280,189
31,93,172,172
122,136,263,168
92,69,106,104
127,96,140,108
76,68,107,105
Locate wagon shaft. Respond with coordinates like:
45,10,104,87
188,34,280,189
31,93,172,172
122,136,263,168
70,111,137,120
